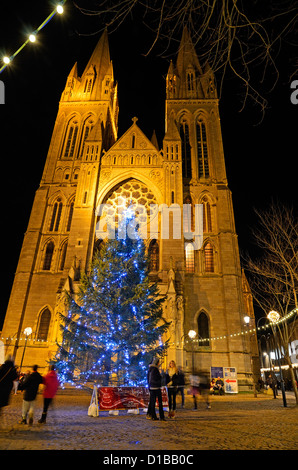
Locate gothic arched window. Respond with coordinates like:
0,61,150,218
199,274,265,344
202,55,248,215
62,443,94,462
49,199,63,232
59,241,68,271
37,308,51,341
185,242,195,273
79,116,94,158
202,196,212,233
204,242,214,273
197,312,210,345
43,241,54,270
183,195,194,234
179,117,191,178
187,70,195,93
66,201,74,232
196,117,209,178
149,240,159,272
63,119,79,158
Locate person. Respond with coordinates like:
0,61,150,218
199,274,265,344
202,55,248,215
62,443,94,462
38,365,60,424
12,367,20,395
147,358,166,421
165,360,179,418
266,374,277,398
176,366,185,408
0,355,18,414
189,373,200,410
19,364,43,425
199,372,211,409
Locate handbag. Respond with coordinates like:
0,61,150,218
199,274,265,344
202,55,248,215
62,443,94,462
88,385,99,417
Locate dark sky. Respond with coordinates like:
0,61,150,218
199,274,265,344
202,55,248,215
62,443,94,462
0,1,297,328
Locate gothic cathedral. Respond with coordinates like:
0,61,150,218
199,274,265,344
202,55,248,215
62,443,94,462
2,28,257,390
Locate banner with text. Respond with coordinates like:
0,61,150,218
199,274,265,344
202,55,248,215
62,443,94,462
98,386,168,410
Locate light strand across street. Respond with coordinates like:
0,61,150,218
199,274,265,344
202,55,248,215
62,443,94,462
2,307,297,346
0,1,67,74
182,307,298,345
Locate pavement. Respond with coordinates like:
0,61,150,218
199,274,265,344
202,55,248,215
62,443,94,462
0,387,297,454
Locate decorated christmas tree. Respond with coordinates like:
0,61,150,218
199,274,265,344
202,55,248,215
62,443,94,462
53,215,170,386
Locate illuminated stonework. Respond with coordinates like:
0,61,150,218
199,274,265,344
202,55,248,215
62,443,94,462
1,28,258,391
103,179,157,225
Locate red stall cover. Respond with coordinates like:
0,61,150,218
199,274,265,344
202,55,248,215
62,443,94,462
98,386,168,410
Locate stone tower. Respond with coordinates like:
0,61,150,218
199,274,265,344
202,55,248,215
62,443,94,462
2,28,256,390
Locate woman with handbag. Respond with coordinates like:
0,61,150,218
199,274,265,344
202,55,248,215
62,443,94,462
166,360,179,418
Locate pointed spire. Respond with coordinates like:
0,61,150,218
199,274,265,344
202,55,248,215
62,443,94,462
176,26,202,77
68,62,78,79
82,28,111,80
151,130,159,150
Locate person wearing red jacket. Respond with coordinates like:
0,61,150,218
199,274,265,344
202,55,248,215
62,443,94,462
38,365,59,424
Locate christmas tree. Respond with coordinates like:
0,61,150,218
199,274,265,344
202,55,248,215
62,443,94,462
54,214,170,386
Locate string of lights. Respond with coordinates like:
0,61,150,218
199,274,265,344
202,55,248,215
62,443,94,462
0,1,67,74
2,306,297,345
182,307,298,345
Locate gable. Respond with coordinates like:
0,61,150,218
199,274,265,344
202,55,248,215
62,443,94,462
105,118,159,154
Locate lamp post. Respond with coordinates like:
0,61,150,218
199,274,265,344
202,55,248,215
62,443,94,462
188,330,196,376
19,327,32,372
243,316,257,397
267,311,287,407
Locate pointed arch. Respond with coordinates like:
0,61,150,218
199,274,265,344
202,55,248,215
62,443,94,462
196,115,209,178
66,196,75,232
149,239,159,272
204,241,214,273
42,240,54,270
201,194,213,233
197,311,210,345
62,115,80,159
185,242,195,273
49,199,63,232
183,194,194,233
179,114,192,178
36,307,51,341
78,113,95,158
59,239,68,271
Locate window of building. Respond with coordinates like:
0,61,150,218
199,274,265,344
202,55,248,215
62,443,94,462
149,240,159,272
204,242,214,273
66,202,74,231
202,196,212,232
185,242,195,273
43,241,54,270
183,195,194,234
197,117,209,178
63,120,78,158
187,71,194,93
37,308,51,341
197,312,210,346
179,117,191,178
79,118,94,158
59,241,68,271
49,200,63,232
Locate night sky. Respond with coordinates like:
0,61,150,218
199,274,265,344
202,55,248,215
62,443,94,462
0,1,296,328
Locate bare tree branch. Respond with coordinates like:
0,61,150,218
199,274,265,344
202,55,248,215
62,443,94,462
73,0,298,117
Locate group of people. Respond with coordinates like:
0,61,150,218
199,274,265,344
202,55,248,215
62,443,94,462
0,355,59,426
147,358,211,421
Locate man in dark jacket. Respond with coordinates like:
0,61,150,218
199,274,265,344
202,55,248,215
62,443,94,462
19,364,43,425
147,358,166,421
0,355,18,412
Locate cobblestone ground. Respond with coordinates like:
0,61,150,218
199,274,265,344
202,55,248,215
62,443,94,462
0,388,297,451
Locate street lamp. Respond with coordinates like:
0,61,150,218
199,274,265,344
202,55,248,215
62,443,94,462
19,327,32,372
243,315,257,397
188,330,196,376
267,311,287,407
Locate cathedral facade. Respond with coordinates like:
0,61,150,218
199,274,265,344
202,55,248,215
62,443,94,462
2,28,257,390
